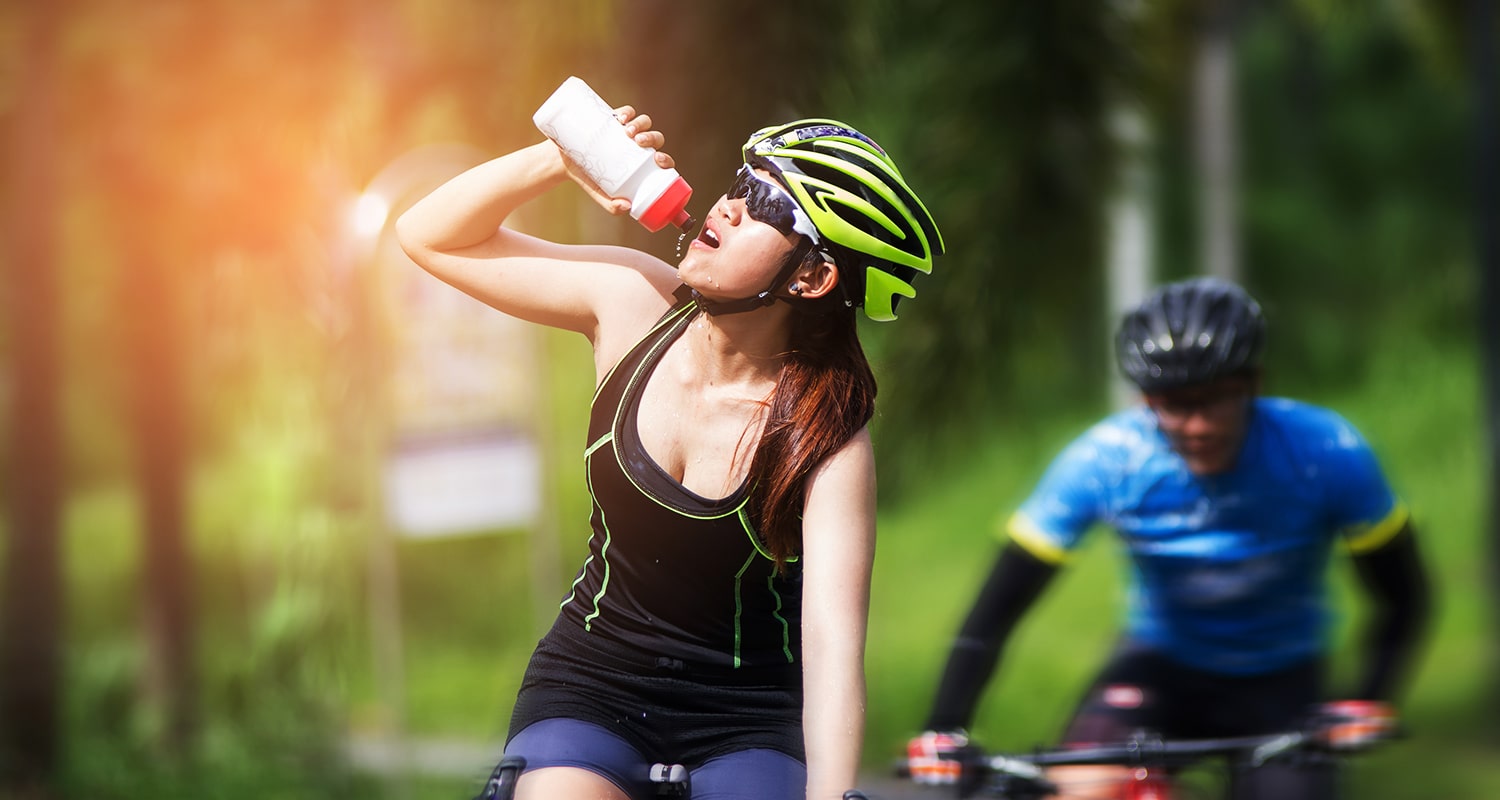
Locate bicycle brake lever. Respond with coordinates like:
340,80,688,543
1250,732,1306,767
989,755,1046,781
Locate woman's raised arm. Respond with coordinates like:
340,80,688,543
395,113,682,347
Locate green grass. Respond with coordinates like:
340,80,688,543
865,406,1123,754
866,340,1500,797
39,336,1500,797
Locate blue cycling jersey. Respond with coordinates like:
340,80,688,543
1006,398,1408,676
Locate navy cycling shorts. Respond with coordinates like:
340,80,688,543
503,718,806,800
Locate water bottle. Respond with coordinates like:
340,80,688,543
533,76,696,233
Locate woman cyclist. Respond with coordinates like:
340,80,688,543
397,104,943,800
906,278,1430,799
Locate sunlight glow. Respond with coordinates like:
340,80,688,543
351,192,391,238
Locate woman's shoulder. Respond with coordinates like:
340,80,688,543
588,270,690,380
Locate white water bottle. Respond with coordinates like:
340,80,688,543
533,76,696,233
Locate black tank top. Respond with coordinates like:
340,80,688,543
555,292,803,673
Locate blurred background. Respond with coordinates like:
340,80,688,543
0,0,1495,798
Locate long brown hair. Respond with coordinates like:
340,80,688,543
748,293,877,568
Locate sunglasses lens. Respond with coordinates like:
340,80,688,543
727,167,798,236
727,167,755,200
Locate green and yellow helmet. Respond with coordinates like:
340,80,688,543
742,119,945,322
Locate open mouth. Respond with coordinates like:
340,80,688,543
696,223,720,249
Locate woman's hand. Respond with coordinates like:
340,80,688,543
559,105,677,217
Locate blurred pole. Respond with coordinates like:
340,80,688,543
0,2,63,793
1107,104,1155,410
344,194,408,789
1472,0,1500,708
1194,0,1241,284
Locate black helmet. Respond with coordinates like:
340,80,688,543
1116,277,1266,392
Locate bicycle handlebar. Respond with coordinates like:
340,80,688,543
992,729,1314,770
895,725,1357,799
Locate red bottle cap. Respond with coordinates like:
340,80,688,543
638,175,694,233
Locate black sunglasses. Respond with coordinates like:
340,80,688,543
726,165,803,238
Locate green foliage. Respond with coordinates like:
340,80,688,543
60,481,374,799
1149,3,1473,388
850,1,1133,497
10,0,1494,797
850,1,1477,489
393,534,537,739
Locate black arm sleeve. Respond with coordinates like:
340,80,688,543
923,543,1059,731
1347,521,1431,701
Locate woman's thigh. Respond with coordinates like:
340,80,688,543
514,766,632,800
504,718,651,799
689,748,806,800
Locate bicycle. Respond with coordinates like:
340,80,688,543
898,721,1382,799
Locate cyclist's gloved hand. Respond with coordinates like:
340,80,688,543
906,729,969,785
1319,699,1397,751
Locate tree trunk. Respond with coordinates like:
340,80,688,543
1471,0,1500,723
122,206,197,758
111,80,197,760
0,2,64,794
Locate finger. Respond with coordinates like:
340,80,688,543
613,104,636,124
654,152,675,169
627,113,653,134
633,130,665,149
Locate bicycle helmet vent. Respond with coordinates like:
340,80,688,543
741,119,944,321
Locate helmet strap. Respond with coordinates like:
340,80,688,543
689,288,777,316
688,238,816,317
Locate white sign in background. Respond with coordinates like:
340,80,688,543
383,432,541,539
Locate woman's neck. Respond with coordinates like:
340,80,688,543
685,305,792,388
